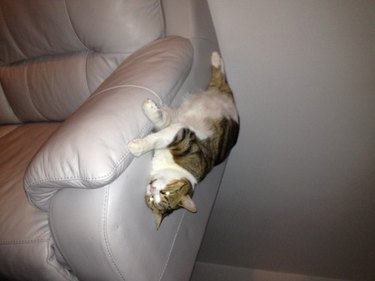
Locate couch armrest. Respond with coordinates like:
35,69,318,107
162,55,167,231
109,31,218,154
24,36,193,211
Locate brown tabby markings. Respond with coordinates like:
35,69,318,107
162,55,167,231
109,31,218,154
133,52,239,228
167,61,239,182
208,58,233,97
168,118,239,182
144,178,195,227
145,178,193,212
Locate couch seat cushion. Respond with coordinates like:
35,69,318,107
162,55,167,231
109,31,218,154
0,123,76,281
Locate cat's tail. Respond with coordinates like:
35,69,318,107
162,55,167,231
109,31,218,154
207,52,233,98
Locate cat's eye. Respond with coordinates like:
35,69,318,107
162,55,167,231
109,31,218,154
160,190,171,196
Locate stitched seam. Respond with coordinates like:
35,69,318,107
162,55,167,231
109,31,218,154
0,5,27,61
0,125,21,139
48,195,80,281
84,51,91,94
0,239,75,280
25,122,151,188
49,195,70,265
62,0,88,50
25,51,193,187
158,211,187,281
45,237,76,281
0,239,49,245
24,65,49,121
26,86,161,188
0,75,22,123
158,0,166,37
102,186,127,281
92,84,163,105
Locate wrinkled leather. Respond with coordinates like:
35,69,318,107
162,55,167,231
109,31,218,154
25,36,193,211
0,0,221,280
0,84,19,124
50,154,227,281
0,52,128,122
0,0,163,122
0,0,163,64
0,124,77,281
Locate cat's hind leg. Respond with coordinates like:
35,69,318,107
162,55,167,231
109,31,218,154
143,99,170,130
211,51,224,73
208,52,225,90
208,52,232,95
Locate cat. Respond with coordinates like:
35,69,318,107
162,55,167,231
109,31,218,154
128,52,239,228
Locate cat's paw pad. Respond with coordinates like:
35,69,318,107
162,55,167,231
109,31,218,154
211,51,222,68
128,139,146,157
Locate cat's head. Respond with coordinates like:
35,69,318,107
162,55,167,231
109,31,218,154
145,171,197,229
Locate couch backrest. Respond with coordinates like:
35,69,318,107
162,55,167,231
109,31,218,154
0,0,164,124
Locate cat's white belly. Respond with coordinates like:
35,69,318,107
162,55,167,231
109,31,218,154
152,149,174,169
174,89,238,139
151,149,197,186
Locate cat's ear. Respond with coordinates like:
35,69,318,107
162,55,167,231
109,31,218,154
154,213,163,229
180,195,197,213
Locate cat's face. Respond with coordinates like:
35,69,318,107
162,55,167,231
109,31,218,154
145,172,196,229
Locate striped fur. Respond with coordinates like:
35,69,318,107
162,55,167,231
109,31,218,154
128,52,239,228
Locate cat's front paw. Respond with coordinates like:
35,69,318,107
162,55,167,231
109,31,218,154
143,99,164,124
143,99,160,115
128,138,147,157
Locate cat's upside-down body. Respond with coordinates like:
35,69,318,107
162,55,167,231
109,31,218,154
128,52,239,228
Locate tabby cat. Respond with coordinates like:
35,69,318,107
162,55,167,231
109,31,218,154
128,52,239,228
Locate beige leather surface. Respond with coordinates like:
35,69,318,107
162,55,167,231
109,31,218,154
0,85,19,124
0,124,76,280
0,0,221,280
0,0,163,123
0,0,163,64
25,36,193,211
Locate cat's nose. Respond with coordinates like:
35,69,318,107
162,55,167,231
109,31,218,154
148,179,157,192
148,183,156,192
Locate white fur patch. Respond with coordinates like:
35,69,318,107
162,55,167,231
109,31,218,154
173,89,238,139
211,51,221,68
149,149,197,189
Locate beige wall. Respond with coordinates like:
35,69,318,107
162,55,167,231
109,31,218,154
195,1,375,280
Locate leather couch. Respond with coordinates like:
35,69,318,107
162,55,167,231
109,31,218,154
0,0,225,281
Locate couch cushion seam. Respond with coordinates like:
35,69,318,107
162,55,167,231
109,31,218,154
45,237,77,281
24,65,49,121
102,186,127,281
0,238,49,245
158,211,187,281
62,0,88,51
25,87,161,188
